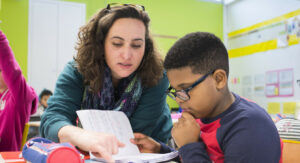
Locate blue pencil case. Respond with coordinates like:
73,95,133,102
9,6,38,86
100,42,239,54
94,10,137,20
22,137,83,163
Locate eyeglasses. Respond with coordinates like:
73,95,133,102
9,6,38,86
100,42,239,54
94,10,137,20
106,3,145,11
166,70,215,101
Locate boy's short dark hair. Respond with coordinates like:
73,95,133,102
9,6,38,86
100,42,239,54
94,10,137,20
164,32,229,76
39,89,53,101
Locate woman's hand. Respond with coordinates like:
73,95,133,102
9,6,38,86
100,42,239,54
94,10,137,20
58,126,125,163
130,133,161,153
171,112,200,148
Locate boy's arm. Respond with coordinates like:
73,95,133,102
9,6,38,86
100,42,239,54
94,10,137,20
178,142,211,162
160,142,182,163
161,140,211,162
222,115,282,162
178,113,281,163
172,112,211,162
159,142,174,153
131,133,182,162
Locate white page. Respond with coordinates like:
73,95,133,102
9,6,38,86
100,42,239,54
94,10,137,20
114,152,179,163
76,110,140,157
77,110,178,163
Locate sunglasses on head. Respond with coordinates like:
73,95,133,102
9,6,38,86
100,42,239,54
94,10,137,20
106,3,145,11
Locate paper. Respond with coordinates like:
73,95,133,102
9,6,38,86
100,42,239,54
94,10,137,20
277,35,288,48
267,102,280,114
266,71,278,84
279,69,294,96
265,85,278,96
283,102,296,115
77,110,178,163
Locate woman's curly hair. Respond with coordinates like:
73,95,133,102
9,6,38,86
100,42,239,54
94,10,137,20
74,5,163,93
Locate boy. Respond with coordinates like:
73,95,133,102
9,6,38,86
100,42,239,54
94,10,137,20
28,89,53,138
131,32,282,162
39,89,53,109
30,89,52,118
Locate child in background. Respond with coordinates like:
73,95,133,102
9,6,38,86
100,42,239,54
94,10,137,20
39,89,53,109
28,89,53,139
31,89,53,118
0,31,38,151
131,32,283,163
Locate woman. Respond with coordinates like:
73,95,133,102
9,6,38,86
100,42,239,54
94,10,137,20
0,31,38,151
40,4,172,162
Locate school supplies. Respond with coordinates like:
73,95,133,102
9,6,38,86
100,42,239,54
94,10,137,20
77,110,178,163
22,137,84,163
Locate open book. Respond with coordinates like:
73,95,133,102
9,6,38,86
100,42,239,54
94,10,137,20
76,110,178,163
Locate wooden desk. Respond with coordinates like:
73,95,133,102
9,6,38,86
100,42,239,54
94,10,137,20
283,139,300,163
0,151,25,163
28,121,40,127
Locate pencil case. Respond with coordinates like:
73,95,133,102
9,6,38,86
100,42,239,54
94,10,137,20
22,137,83,163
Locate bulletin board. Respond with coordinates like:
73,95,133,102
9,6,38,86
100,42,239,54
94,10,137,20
227,9,300,118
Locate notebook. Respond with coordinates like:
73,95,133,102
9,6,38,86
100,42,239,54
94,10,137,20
76,110,178,163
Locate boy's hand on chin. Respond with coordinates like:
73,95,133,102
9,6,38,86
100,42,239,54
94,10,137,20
171,112,200,148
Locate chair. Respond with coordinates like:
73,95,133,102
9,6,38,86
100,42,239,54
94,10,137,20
21,123,30,151
282,139,300,162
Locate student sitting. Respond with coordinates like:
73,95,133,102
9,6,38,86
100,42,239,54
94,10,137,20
30,89,53,120
131,32,283,163
38,89,52,109
0,31,38,151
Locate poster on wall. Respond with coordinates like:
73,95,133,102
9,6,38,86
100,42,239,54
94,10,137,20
254,74,265,97
279,69,294,96
265,71,279,97
265,69,293,97
228,10,300,58
229,77,241,95
242,75,252,99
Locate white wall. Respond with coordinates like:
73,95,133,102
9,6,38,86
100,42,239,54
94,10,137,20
224,0,300,113
225,0,300,32
28,0,86,95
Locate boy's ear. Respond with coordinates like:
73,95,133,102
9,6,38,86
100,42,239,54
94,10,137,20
212,69,227,90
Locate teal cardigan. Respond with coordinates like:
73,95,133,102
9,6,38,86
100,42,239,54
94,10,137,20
40,61,172,143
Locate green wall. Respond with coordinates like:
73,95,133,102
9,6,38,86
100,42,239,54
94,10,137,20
0,0,29,78
0,0,223,109
64,0,224,56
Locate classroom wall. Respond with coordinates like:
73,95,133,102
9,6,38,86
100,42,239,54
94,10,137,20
0,0,223,76
0,0,223,109
224,0,300,116
0,0,29,78
66,0,224,58
225,0,300,32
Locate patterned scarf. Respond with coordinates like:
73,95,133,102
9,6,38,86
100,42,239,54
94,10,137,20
82,66,142,117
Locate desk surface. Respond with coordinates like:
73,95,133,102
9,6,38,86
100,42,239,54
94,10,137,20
28,121,41,127
0,151,25,163
283,139,300,163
